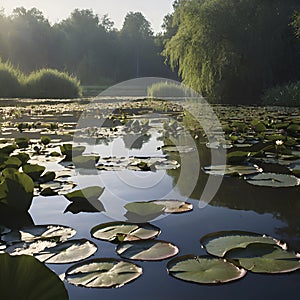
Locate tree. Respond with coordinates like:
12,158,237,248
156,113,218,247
163,0,300,104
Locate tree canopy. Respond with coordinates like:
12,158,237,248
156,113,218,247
163,0,300,104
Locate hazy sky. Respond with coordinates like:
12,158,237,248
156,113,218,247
0,0,175,33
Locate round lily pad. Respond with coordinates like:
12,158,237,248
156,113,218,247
116,240,179,261
167,255,246,284
0,253,68,299
245,173,300,187
148,200,193,214
65,258,143,288
35,239,98,264
202,164,262,176
2,224,76,244
226,243,300,274
200,231,284,258
91,222,160,243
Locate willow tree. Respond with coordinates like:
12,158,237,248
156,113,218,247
163,0,300,104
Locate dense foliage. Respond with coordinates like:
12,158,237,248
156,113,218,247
0,60,81,98
0,8,175,86
163,0,300,104
261,82,300,107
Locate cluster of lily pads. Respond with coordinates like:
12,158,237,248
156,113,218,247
0,198,193,289
196,106,300,188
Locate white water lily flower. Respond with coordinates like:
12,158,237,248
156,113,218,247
275,140,283,146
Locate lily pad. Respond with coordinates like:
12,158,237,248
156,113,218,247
35,239,97,264
91,222,160,243
63,186,104,202
200,231,283,258
0,253,68,299
65,258,143,288
245,173,300,187
148,200,193,214
124,202,165,222
202,164,262,176
226,243,300,274
167,255,246,284
116,240,179,261
0,168,34,212
72,155,99,169
22,164,46,181
2,224,76,244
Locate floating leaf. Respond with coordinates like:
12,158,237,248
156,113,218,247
0,168,34,212
63,186,104,202
36,239,97,264
245,173,300,187
2,224,76,244
116,240,179,261
167,255,246,284
202,164,262,176
0,253,68,299
22,164,46,181
124,202,165,222
73,155,99,169
200,231,283,258
226,243,300,274
39,171,56,183
15,137,29,149
65,258,142,288
91,222,160,243
148,200,193,213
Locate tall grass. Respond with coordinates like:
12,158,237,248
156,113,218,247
0,60,22,97
261,82,300,107
0,60,82,99
147,81,198,98
23,69,82,99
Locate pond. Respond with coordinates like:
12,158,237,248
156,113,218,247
0,97,300,299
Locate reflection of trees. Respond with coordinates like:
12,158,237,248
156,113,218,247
167,138,300,251
123,134,151,150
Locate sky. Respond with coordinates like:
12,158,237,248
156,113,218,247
0,0,175,33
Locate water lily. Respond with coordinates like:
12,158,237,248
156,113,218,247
275,140,283,146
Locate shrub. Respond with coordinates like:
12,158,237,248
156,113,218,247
0,61,22,97
23,69,82,98
261,82,300,107
147,81,198,98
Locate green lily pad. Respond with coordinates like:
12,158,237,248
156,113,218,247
227,151,250,164
0,253,68,299
167,255,246,284
15,137,29,149
73,155,99,169
2,224,76,244
148,200,193,213
22,164,46,181
124,202,165,222
200,231,283,258
35,239,97,264
65,258,143,288
0,168,34,212
40,181,76,195
91,222,160,243
39,171,56,183
202,164,262,176
60,144,85,161
63,186,104,202
226,243,300,274
245,173,300,187
116,240,179,261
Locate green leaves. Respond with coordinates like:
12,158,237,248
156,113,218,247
226,243,300,273
22,163,46,181
0,168,34,212
91,222,160,243
116,240,179,261
0,253,68,299
200,231,282,258
167,255,246,284
65,258,143,288
245,173,300,187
